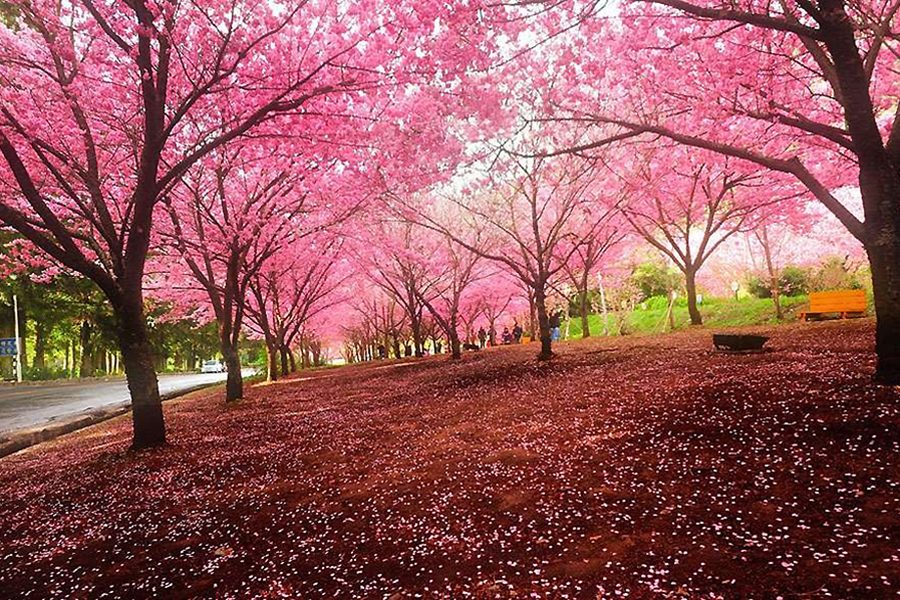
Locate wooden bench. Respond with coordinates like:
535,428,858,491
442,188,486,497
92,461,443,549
713,334,769,352
799,289,867,321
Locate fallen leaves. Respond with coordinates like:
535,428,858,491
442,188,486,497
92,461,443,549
0,320,897,598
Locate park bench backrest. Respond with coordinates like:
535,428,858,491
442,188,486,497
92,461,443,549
808,289,867,314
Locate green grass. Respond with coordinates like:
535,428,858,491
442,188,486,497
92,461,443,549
563,295,812,338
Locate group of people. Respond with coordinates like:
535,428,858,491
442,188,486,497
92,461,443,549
493,311,564,346
377,310,566,360
499,322,523,345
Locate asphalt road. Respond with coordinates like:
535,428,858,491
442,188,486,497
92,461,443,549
0,370,254,434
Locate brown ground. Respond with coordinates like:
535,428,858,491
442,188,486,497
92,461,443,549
0,320,898,599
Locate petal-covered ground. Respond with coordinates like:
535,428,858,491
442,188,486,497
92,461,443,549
0,320,898,599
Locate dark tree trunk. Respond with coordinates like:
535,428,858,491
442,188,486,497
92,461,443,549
113,296,165,449
535,284,552,360
222,343,243,402
869,244,900,384
685,268,703,326
449,328,461,360
217,315,243,402
817,5,900,382
33,321,47,370
280,344,290,376
16,302,26,372
411,319,424,357
528,292,537,339
79,321,94,377
289,348,297,372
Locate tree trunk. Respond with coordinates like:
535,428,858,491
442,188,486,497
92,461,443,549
534,284,552,360
217,317,243,402
449,329,461,360
528,291,537,339
265,341,278,382
411,320,424,357
759,225,783,320
685,268,703,326
280,344,290,376
869,246,900,384
579,287,590,338
17,302,26,372
79,320,94,377
113,296,165,449
222,343,243,402
33,321,47,371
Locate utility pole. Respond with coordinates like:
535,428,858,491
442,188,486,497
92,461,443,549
13,294,22,382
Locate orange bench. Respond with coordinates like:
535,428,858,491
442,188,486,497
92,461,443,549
799,289,867,321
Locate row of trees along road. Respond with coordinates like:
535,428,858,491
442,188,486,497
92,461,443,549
0,0,515,448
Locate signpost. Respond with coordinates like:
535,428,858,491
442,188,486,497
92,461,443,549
13,294,22,382
0,338,16,356
3,294,22,382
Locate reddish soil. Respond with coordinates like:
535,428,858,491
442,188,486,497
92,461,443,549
0,320,897,599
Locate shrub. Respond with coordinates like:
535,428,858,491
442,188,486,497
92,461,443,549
810,256,862,291
746,266,809,298
746,275,771,299
629,261,681,301
779,266,810,296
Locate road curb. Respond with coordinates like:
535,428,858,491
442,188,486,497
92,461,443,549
0,382,223,459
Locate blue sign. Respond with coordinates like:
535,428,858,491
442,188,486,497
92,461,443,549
0,338,17,357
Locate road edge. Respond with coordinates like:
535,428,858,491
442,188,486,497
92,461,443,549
0,382,224,459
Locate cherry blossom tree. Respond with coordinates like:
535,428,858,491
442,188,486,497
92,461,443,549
620,148,790,325
413,150,618,359
246,237,349,381
558,195,625,337
475,276,523,346
414,232,485,359
362,221,440,358
158,147,307,401
545,0,900,382
0,0,524,446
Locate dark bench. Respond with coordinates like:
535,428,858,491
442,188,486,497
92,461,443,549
713,334,769,352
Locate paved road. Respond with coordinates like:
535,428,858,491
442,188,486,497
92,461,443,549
0,370,254,434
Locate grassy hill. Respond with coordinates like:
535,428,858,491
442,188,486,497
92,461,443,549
563,295,812,338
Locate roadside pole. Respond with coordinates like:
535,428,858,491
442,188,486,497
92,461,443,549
13,293,22,382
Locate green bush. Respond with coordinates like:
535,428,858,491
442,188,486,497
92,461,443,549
644,295,672,310
810,256,863,291
23,365,70,380
779,266,809,296
746,275,771,299
629,261,681,301
746,265,809,298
